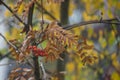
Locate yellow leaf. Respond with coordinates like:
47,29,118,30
4,10,12,17
17,3,25,14
100,53,104,60
111,53,117,60
112,60,119,69
66,62,75,72
111,71,120,80
98,36,107,48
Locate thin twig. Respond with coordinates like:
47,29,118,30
0,0,26,26
114,16,120,55
40,62,46,78
39,62,50,80
35,1,58,21
115,16,120,22
63,18,119,30
41,0,44,32
0,33,20,53
33,19,51,25
0,50,13,60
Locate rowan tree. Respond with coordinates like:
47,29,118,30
0,0,120,80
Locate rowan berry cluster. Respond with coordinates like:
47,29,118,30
28,46,48,57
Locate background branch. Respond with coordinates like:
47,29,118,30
0,0,26,26
57,0,70,80
36,2,58,21
63,18,119,30
0,50,12,60
24,2,35,33
0,33,20,53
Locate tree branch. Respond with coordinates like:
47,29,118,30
63,18,119,30
60,0,70,25
57,1,70,80
0,0,26,26
35,1,58,21
0,33,20,53
26,3,34,33
33,19,51,25
39,62,48,80
23,2,41,80
0,50,12,60
33,56,40,80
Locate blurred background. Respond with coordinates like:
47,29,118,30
0,0,120,80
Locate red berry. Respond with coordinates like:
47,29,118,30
29,46,48,57
33,46,37,49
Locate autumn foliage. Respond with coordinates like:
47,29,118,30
0,0,99,79
2,0,117,80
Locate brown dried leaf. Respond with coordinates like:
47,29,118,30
22,72,28,76
20,77,26,80
13,0,23,13
45,42,65,61
44,21,77,48
77,38,98,65
83,45,94,50
8,67,34,80
28,77,35,80
23,68,32,72
79,52,87,58
22,0,36,19
43,21,78,62
12,68,22,73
